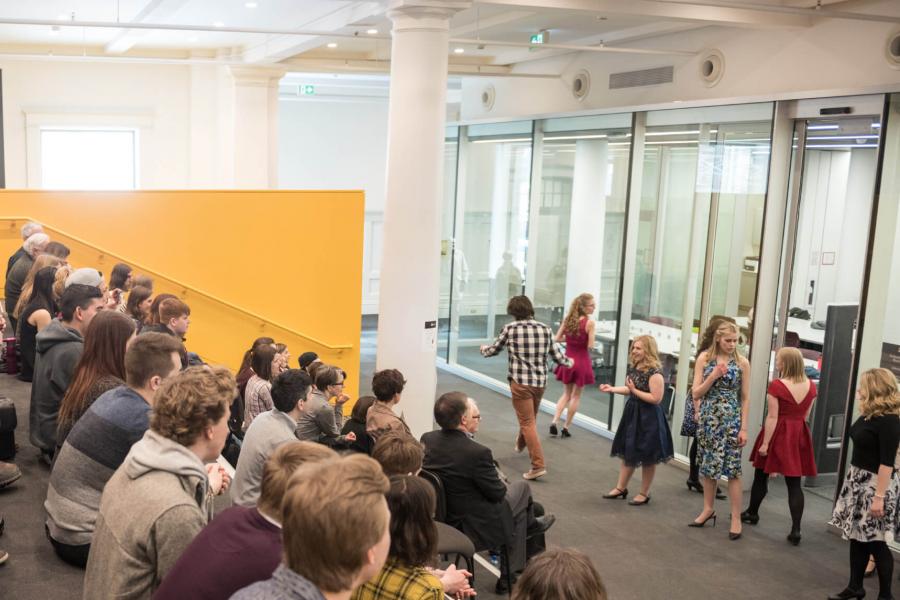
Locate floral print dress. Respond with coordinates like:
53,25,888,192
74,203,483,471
697,357,743,480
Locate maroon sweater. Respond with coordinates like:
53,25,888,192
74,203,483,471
154,506,281,600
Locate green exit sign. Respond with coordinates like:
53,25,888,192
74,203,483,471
530,31,549,44
302,84,315,95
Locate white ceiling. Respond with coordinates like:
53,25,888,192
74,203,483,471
0,0,896,69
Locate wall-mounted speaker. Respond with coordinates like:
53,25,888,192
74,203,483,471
572,69,590,101
700,49,724,87
481,85,495,111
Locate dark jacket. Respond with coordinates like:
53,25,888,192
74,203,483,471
421,429,511,551
4,252,34,319
6,246,26,279
29,319,83,453
341,418,373,455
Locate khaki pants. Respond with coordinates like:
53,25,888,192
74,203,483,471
510,382,545,471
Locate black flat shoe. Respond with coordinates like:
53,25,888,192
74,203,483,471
729,531,742,541
549,423,558,436
628,494,651,506
827,588,866,600
787,530,801,546
686,479,703,493
740,510,759,525
688,512,716,528
561,427,572,438
602,487,628,500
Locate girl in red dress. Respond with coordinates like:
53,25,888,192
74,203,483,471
550,293,596,438
741,347,817,545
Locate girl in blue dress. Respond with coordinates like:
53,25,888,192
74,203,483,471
600,335,674,506
689,320,751,540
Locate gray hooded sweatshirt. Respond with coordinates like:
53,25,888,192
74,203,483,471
82,429,213,600
29,318,83,453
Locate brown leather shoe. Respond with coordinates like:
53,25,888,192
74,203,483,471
0,462,21,489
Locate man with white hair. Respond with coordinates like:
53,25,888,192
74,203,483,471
5,231,50,332
6,221,43,277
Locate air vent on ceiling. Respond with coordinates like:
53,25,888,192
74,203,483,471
609,66,674,90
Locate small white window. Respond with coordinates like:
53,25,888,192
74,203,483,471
40,128,138,190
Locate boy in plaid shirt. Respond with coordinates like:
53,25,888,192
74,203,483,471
481,295,572,480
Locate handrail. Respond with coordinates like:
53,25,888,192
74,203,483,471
2,217,353,350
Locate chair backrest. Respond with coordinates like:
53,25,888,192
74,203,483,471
661,385,675,420
784,331,801,347
419,468,447,522
799,347,822,361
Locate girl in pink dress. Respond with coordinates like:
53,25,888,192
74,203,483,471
550,293,596,438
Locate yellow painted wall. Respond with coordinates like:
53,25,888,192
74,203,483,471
1,190,364,403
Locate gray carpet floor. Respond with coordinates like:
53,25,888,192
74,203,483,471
0,326,894,599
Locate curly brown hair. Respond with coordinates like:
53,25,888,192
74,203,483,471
563,293,594,335
150,366,236,446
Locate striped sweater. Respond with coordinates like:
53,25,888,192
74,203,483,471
44,385,150,546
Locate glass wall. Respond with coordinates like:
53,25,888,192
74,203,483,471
438,126,459,359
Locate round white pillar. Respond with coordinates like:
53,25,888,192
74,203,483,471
376,1,469,437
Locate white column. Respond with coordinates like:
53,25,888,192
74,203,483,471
564,138,608,308
376,0,470,437
226,66,285,188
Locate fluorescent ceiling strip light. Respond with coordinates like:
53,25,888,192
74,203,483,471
806,134,879,140
805,143,878,148
646,130,699,136
543,134,608,141
872,123,882,128
470,137,531,144
645,140,699,145
807,124,840,131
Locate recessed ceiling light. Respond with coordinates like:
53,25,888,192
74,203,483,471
327,42,338,48
453,47,465,54
245,1,259,7
366,28,378,35
213,21,225,28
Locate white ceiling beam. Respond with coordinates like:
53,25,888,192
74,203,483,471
474,0,815,28
240,1,383,64
487,21,705,65
104,0,190,55
448,9,535,37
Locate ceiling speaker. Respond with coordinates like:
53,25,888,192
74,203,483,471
572,69,591,101
700,50,724,87
886,31,900,68
481,85,495,111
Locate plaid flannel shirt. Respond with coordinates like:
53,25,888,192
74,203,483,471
351,559,443,600
481,318,573,388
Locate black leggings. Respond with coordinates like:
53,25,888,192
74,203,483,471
747,467,804,533
689,437,699,482
849,539,893,597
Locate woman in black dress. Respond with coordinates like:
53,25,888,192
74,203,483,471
828,368,900,600
600,335,674,505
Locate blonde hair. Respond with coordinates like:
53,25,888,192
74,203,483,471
563,293,594,335
282,454,390,592
13,254,62,318
699,320,740,361
630,335,662,371
776,347,807,383
53,265,74,303
858,368,900,419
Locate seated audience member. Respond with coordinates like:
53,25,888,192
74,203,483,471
296,365,355,447
422,392,556,594
367,369,412,442
511,548,607,600
142,297,191,367
236,337,276,400
243,344,281,429
126,285,153,333
133,274,154,292
45,333,183,567
65,267,105,290
108,262,132,312
52,265,73,303
6,221,42,277
342,395,377,455
275,343,290,375
15,266,58,382
351,475,446,600
156,441,337,600
29,284,104,462
230,454,390,600
372,430,424,477
5,231,50,331
12,253,62,321
147,293,177,326
55,310,136,449
44,241,71,263
298,351,320,374
83,366,235,597
232,369,311,507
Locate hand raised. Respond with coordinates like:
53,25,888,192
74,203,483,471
599,383,612,393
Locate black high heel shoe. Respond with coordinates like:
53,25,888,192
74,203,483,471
729,530,742,541
628,494,651,506
827,588,866,600
602,487,628,500
686,479,703,493
787,530,801,546
688,512,716,528
740,510,759,525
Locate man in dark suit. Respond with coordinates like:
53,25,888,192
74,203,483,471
421,391,555,594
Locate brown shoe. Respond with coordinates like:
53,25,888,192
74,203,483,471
0,462,21,489
523,468,547,481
